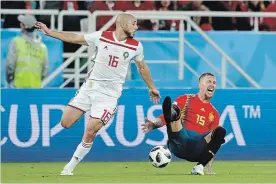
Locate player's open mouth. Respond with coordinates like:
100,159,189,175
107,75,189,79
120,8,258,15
207,88,214,92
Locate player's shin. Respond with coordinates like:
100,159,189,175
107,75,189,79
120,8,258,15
197,127,226,167
205,158,216,174
64,140,93,172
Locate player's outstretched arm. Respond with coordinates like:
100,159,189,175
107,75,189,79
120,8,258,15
141,118,164,133
135,60,161,104
35,22,88,45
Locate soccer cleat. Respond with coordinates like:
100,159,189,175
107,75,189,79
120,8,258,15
191,164,204,175
162,96,181,125
60,169,74,176
60,163,74,176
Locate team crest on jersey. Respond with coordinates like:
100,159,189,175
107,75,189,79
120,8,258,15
123,52,129,60
209,112,214,122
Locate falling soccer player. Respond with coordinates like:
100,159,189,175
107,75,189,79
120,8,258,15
142,72,226,175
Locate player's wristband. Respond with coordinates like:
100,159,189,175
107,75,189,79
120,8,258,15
152,118,163,129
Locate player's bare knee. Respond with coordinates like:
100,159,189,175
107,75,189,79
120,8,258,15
60,114,75,128
215,126,226,137
60,119,72,129
60,105,83,129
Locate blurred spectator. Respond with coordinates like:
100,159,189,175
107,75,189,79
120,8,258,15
63,1,83,32
153,0,179,31
178,1,213,31
6,15,48,88
262,2,276,31
246,0,266,29
62,1,87,69
263,1,273,8
124,1,155,30
25,0,39,10
85,0,94,10
89,0,124,31
230,1,252,30
178,1,192,8
39,1,63,28
247,0,266,12
204,1,235,30
2,1,39,28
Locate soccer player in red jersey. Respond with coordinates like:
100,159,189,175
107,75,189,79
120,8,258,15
142,72,226,175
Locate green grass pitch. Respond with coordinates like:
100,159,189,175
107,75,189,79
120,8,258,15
2,161,276,183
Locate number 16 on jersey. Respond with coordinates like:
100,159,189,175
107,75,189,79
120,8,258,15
108,55,119,68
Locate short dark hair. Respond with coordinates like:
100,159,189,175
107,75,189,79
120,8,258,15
199,72,215,81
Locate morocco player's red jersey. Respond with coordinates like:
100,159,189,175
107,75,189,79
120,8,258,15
159,94,220,134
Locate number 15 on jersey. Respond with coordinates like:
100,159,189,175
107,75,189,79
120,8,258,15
196,114,205,126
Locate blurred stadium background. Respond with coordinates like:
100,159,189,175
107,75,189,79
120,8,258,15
1,0,276,183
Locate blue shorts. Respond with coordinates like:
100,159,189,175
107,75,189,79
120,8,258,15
166,126,209,162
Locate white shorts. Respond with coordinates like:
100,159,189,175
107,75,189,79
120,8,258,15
68,80,118,125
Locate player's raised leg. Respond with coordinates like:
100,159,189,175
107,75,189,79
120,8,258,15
60,86,92,175
61,86,91,129
60,117,103,175
162,96,181,132
162,96,193,160
59,106,85,176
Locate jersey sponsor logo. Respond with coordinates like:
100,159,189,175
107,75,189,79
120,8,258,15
200,108,205,112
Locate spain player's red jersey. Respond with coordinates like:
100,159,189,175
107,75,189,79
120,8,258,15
159,94,220,134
